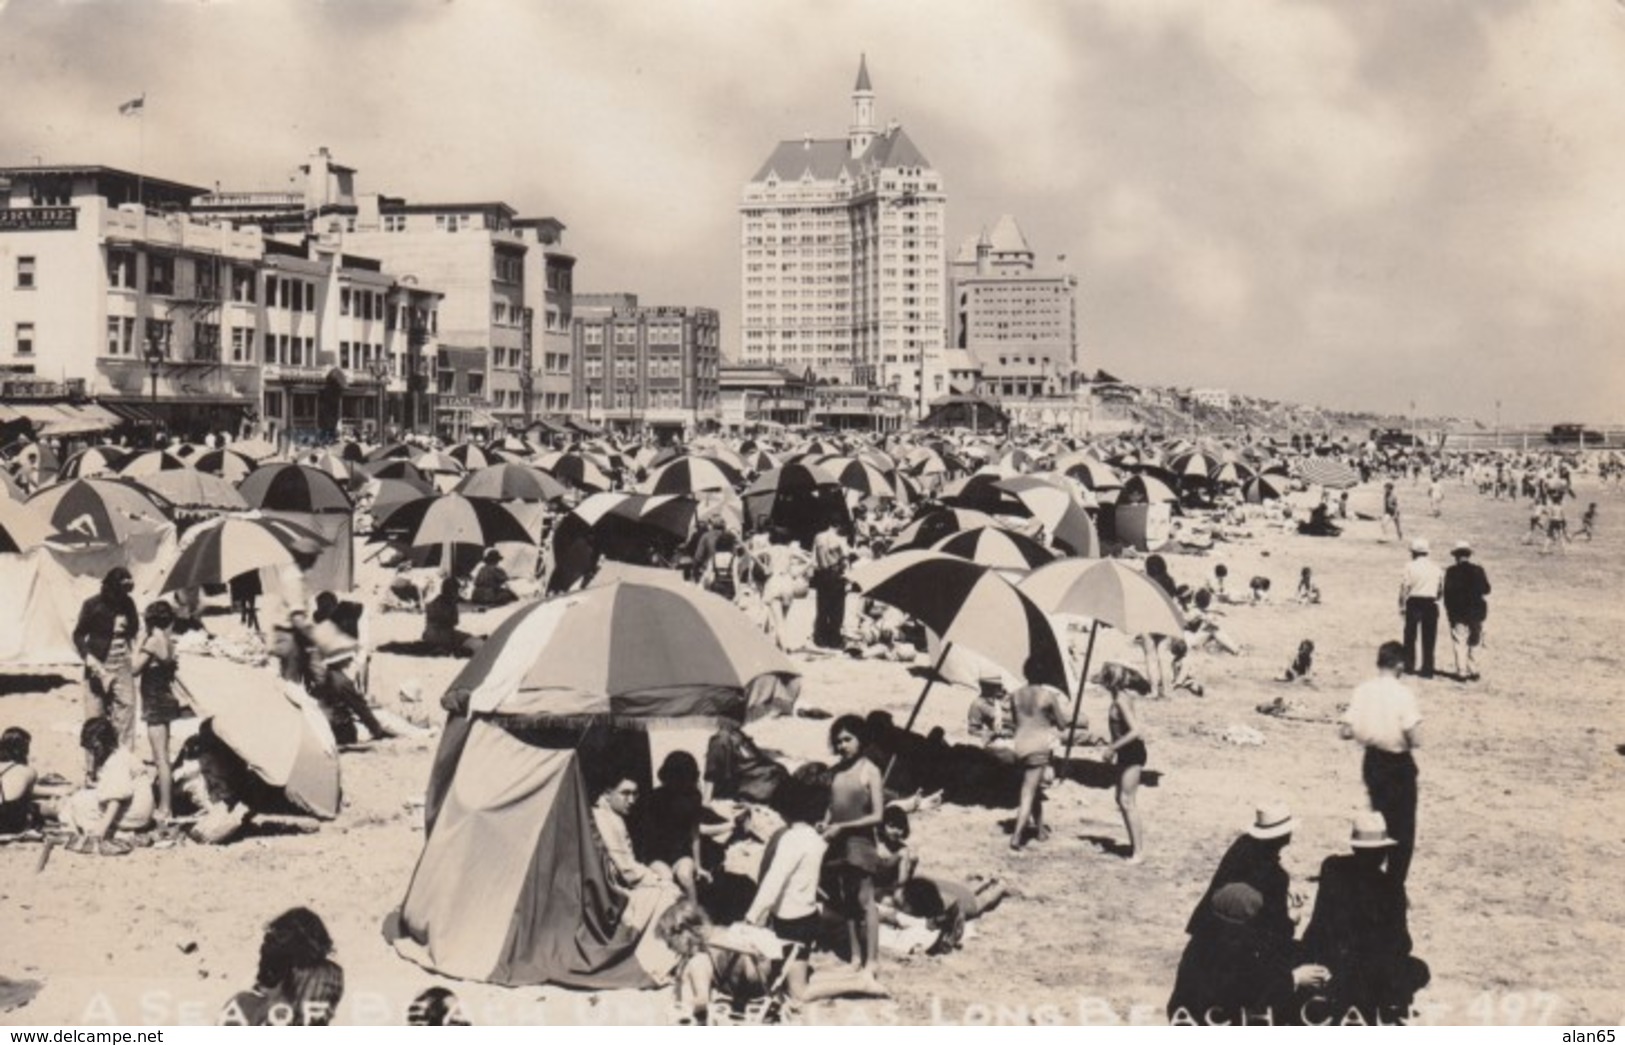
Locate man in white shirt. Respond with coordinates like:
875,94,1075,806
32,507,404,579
1340,642,1422,889
1397,538,1444,678
810,521,852,650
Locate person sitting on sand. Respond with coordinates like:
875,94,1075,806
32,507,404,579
594,775,669,890
220,907,338,1026
873,806,919,894
1300,812,1430,1025
422,577,480,656
633,752,733,904
1280,641,1315,684
1187,590,1244,655
1249,576,1272,605
1186,802,1302,950
470,548,517,607
0,727,60,836
657,899,769,1024
59,717,154,853
1168,638,1205,696
1296,568,1321,605
966,672,1014,745
1168,883,1330,1026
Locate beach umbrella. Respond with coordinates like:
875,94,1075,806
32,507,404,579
1117,473,1179,505
0,497,53,553
1207,460,1255,487
1168,451,1223,484
442,569,798,725
117,449,188,477
240,463,353,514
741,448,780,474
366,441,418,463
413,449,468,476
688,440,747,473
299,450,354,482
57,445,130,481
178,656,341,819
851,550,1070,731
229,438,278,461
548,493,699,591
373,494,531,569
824,457,901,501
0,469,24,501
1019,558,1187,763
996,475,1100,557
537,452,612,493
997,448,1040,474
904,447,950,478
360,458,432,485
931,526,1056,574
941,473,1029,516
453,463,570,503
366,475,436,523
857,448,898,474
448,444,507,471
889,506,1001,551
643,455,743,496
190,448,259,484
488,433,532,455
1295,457,1360,490
158,515,326,593
128,469,248,511
741,462,849,538
1055,451,1122,492
27,478,173,545
1242,473,1289,503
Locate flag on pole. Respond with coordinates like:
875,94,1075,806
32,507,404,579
118,95,145,116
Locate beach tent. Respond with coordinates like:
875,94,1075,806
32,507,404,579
388,574,796,987
0,549,82,674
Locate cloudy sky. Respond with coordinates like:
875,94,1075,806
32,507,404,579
3,0,1622,424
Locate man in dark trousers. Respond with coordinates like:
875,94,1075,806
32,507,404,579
1397,538,1443,678
1301,812,1430,1024
809,519,851,650
1340,642,1422,889
1442,540,1491,682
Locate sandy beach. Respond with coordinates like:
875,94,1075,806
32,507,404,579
3,475,1622,1026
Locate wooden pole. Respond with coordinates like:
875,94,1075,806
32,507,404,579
1061,620,1100,766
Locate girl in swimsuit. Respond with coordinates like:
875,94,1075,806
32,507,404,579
1008,665,1076,852
1097,662,1150,864
823,714,885,983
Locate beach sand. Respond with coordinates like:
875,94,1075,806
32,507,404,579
3,477,1622,1026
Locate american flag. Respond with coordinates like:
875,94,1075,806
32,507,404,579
118,95,144,116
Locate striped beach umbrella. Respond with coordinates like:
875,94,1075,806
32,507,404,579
454,463,570,503
1117,473,1179,505
1055,451,1122,492
57,445,130,481
448,443,508,471
127,468,248,511
1242,473,1289,503
27,478,173,546
373,494,532,568
890,506,1001,551
190,448,259,484
118,449,189,477
443,571,798,725
536,451,613,493
996,475,1100,557
931,526,1056,573
643,455,743,496
823,457,901,501
1295,457,1360,490
239,463,353,515
366,475,436,523
158,515,325,593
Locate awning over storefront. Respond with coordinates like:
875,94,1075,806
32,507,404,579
102,401,165,424
468,410,500,430
529,418,571,436
0,402,117,437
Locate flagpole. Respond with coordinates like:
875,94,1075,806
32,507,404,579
137,90,145,207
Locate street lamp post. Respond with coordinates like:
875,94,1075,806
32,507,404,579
1495,399,1502,448
370,358,391,441
145,345,164,403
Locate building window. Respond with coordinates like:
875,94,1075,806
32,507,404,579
467,373,484,397
194,323,221,361
340,342,351,370
107,250,137,290
437,370,455,394
15,256,35,289
231,327,253,363
341,289,352,316
144,318,172,357
148,256,175,296
383,214,406,233
231,266,255,303
15,322,35,356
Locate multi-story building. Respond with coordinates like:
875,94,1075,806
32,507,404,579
950,214,1079,398
0,163,444,445
718,363,817,430
194,148,559,436
516,218,576,421
739,57,947,416
572,293,720,441
0,165,263,436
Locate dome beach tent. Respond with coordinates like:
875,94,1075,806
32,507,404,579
387,570,797,988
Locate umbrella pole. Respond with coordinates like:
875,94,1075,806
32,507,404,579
886,639,955,787
901,639,954,734
1061,621,1100,766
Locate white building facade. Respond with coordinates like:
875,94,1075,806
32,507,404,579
739,57,946,416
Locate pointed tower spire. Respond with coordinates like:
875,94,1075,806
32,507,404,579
849,54,877,158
